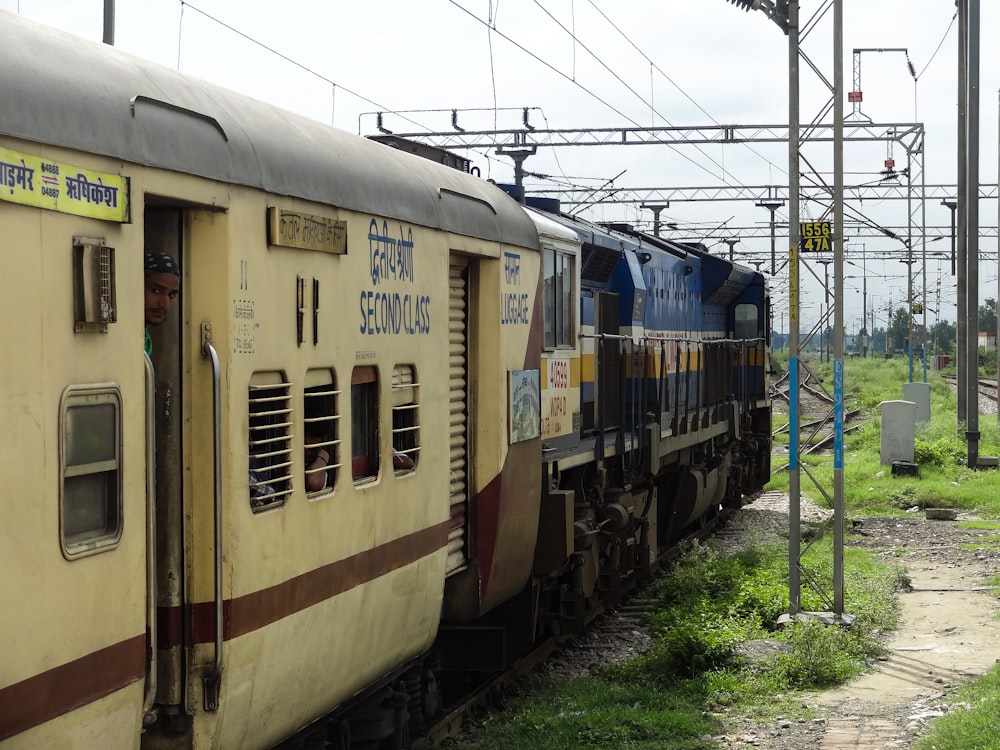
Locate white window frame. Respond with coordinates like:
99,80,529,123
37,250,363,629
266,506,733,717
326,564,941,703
544,247,575,349
59,384,123,559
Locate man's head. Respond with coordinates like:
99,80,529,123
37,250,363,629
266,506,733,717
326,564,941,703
144,252,180,327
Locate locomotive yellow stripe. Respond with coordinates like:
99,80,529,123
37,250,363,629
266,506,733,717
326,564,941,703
576,346,768,380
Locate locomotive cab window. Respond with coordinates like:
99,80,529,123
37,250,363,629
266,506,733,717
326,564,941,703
734,303,760,340
59,385,123,559
352,366,379,481
248,374,293,511
543,247,575,349
304,372,341,496
391,364,419,473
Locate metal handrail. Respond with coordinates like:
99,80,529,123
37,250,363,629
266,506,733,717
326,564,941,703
201,332,224,711
142,353,158,721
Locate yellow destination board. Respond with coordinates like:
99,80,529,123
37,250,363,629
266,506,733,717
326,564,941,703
268,207,348,254
0,146,130,222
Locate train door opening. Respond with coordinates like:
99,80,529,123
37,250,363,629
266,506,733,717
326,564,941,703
144,206,187,734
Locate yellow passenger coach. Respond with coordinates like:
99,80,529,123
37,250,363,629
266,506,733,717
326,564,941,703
0,12,543,749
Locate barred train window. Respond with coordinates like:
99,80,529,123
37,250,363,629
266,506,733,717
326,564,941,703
734,303,759,341
544,247,575,349
60,385,123,558
391,364,419,472
304,370,341,496
351,366,379,481
248,374,293,511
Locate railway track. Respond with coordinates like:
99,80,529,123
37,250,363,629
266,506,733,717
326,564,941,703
983,383,999,405
771,368,866,459
941,373,999,402
419,597,657,749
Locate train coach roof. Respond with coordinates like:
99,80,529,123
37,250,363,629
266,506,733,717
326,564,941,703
0,12,538,250
523,207,582,245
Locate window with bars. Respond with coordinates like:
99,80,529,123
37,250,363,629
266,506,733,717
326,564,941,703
391,364,419,472
60,385,123,558
303,372,341,496
248,375,293,510
544,247,575,349
351,366,379,481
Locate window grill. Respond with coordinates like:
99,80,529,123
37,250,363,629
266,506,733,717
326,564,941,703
248,378,293,510
391,365,419,471
304,376,341,495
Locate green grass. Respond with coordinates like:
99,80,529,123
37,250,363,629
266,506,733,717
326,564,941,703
450,677,723,749
768,358,1000,518
617,540,903,698
986,574,1000,598
913,665,1000,750
448,539,905,749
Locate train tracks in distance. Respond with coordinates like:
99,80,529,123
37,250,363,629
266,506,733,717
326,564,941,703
981,379,999,404
941,373,999,405
771,368,866,459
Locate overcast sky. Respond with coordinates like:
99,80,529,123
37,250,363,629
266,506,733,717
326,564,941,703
4,0,997,331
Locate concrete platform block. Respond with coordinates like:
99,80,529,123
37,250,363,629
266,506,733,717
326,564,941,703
925,508,958,521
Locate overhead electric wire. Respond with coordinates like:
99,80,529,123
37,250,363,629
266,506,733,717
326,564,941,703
563,2,958,251
176,0,508,171
584,0,787,179
523,0,794,230
446,0,749,188
529,0,752,186
916,10,958,80
179,2,399,124
487,0,499,177
445,1,638,125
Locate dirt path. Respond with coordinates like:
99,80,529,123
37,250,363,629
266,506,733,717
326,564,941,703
720,508,1000,749
810,549,1000,748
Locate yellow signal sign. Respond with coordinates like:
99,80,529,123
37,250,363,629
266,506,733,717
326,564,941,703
799,221,831,253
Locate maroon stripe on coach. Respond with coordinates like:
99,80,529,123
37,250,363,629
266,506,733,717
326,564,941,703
223,520,451,640
0,634,145,742
3,522,449,741
164,520,451,647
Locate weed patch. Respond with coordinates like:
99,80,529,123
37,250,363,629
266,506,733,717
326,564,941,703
914,664,1000,750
